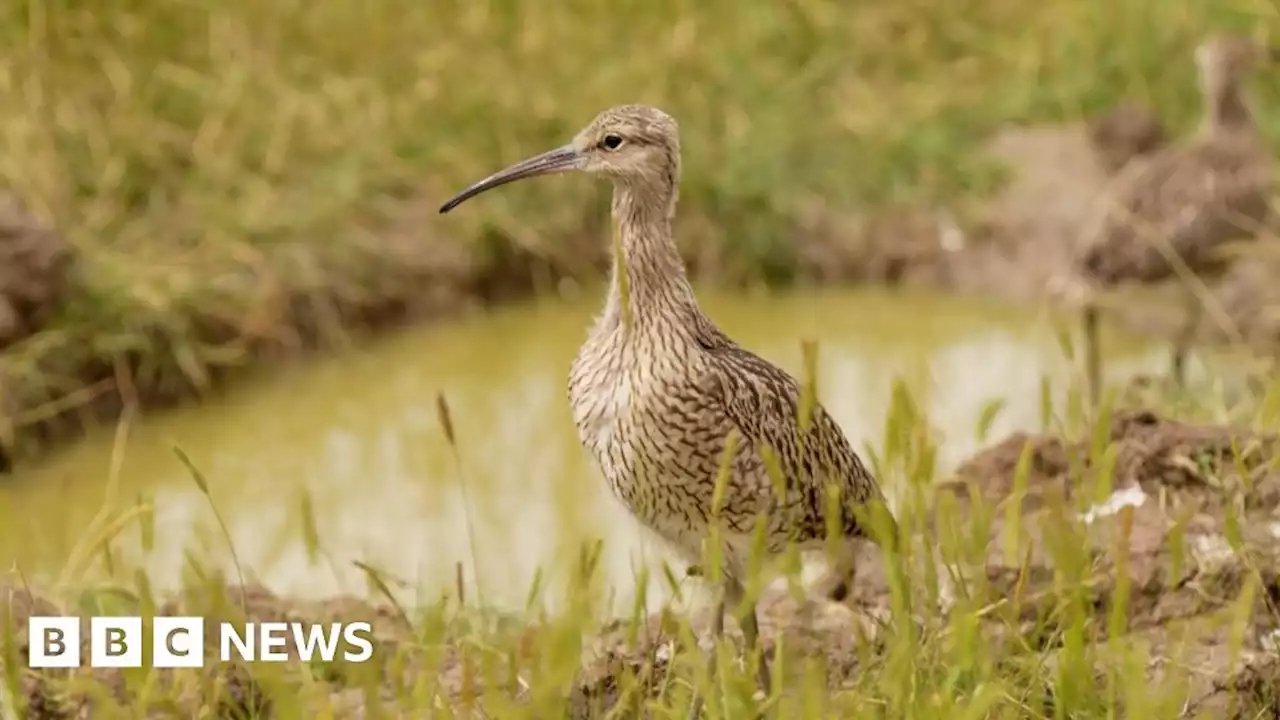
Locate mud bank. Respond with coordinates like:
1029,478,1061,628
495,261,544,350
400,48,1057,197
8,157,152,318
2,410,1277,717
2,102,1276,469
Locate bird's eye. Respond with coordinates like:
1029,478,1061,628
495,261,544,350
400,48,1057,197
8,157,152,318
601,134,624,150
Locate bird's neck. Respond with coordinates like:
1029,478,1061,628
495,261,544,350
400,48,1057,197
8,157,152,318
599,181,699,334
1203,81,1255,134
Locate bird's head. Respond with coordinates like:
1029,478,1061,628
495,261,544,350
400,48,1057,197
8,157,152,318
1194,32,1278,97
440,105,680,214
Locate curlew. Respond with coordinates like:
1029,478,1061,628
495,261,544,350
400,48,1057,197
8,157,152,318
440,105,896,703
1073,33,1277,406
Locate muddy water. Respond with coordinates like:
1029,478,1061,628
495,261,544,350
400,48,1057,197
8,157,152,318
0,288,1209,613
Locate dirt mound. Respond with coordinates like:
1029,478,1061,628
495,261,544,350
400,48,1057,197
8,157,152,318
938,409,1279,664
949,408,1280,519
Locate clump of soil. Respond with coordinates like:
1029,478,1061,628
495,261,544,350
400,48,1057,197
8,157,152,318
948,407,1280,524
935,409,1279,703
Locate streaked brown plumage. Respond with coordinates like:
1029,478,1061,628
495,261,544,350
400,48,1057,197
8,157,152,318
1076,33,1278,405
439,105,894,705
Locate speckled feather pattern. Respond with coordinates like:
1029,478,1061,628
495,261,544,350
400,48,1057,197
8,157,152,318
569,310,883,573
564,106,885,583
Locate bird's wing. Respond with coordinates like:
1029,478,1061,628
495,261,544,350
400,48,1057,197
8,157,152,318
1082,136,1273,282
691,325,885,540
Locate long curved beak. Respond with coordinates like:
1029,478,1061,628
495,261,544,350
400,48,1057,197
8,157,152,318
439,144,583,214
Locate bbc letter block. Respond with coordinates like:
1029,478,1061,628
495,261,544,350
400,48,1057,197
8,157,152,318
27,617,80,668
90,617,143,668
154,617,205,668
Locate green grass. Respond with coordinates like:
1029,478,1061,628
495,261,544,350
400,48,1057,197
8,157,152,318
2,361,1278,718
1,0,1279,460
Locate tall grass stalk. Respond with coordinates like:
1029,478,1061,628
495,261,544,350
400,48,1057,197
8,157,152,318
436,391,485,610
172,445,248,614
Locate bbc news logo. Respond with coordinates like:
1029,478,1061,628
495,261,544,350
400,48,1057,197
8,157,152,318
26,617,374,668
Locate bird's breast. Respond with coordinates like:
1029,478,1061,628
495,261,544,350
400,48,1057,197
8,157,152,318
567,330,703,475
568,327,632,459
569,367,632,457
